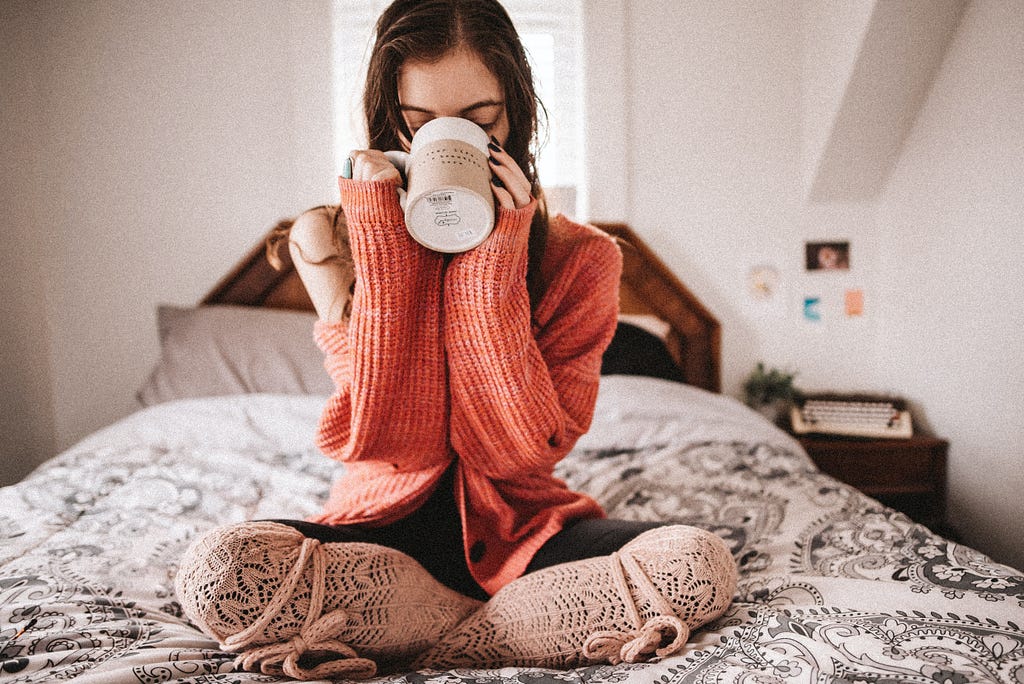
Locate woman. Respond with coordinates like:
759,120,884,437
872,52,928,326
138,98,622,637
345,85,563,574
175,1,736,679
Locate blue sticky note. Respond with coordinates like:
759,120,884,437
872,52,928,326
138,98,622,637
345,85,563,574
803,297,822,321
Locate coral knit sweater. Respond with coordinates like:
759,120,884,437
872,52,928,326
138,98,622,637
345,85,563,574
308,179,622,596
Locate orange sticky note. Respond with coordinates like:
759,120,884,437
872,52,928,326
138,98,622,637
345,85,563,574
845,289,864,317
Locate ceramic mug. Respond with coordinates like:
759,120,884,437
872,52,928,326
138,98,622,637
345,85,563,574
383,117,495,253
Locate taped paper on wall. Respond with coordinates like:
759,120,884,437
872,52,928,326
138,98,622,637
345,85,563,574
803,297,822,322
845,289,865,317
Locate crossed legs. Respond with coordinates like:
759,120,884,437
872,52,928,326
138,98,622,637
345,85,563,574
175,519,736,679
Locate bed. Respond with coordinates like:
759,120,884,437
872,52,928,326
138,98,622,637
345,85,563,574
2,219,1022,684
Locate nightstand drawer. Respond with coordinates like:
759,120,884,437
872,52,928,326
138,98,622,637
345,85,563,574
810,447,934,492
796,435,948,531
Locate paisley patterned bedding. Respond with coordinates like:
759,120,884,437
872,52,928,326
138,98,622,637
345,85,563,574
2,376,1022,683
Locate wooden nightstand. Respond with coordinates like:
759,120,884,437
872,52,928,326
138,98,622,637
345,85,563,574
795,434,949,533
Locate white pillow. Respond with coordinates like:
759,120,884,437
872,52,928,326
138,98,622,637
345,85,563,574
136,304,333,406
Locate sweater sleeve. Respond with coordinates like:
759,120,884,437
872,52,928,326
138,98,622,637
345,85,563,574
443,207,622,480
314,179,448,470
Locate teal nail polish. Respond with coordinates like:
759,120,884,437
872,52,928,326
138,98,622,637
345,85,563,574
342,156,353,179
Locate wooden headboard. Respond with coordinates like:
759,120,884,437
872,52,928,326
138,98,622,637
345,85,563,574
203,220,721,392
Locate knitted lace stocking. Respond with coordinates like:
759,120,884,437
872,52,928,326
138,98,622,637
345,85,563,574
414,525,737,670
174,521,481,680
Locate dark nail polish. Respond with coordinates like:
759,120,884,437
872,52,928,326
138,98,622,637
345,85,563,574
492,176,505,188
488,141,501,153
488,154,501,165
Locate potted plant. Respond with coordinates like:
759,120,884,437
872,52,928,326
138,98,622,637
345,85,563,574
742,362,799,425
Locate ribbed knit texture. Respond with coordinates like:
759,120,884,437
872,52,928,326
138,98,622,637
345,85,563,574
309,179,623,595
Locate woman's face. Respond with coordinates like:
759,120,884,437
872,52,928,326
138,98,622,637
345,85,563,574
396,46,509,150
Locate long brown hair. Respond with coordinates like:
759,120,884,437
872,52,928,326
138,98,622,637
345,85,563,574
269,0,549,306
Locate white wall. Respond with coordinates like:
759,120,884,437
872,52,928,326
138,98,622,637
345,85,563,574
621,0,877,392
604,0,1023,570
875,0,1024,570
0,0,336,482
1,5,58,484
800,0,874,195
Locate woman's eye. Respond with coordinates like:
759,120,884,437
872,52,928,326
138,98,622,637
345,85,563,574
405,118,432,137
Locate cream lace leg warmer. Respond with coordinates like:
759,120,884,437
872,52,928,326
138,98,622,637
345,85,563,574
174,521,481,680
413,524,737,670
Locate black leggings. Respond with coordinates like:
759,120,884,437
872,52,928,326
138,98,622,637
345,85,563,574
272,467,661,600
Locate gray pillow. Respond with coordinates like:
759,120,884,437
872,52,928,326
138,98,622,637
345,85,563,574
136,304,333,406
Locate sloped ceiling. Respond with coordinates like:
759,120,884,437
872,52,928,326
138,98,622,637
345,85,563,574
802,0,969,202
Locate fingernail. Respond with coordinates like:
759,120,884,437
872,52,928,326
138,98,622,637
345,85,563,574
492,176,505,188
488,140,502,153
342,157,353,179
488,154,501,165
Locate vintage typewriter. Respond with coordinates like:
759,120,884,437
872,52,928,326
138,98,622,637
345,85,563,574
789,393,913,439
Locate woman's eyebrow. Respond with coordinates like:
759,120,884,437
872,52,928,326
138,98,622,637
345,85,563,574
459,99,504,115
400,99,504,116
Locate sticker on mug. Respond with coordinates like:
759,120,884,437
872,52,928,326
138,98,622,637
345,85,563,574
425,191,461,226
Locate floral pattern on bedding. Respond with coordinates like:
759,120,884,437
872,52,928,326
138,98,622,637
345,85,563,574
1,385,1022,684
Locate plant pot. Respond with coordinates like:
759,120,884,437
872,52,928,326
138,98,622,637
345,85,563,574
754,399,789,426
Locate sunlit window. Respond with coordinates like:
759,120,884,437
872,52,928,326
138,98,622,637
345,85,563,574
330,0,584,215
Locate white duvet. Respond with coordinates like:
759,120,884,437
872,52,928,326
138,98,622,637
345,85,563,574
1,376,1021,683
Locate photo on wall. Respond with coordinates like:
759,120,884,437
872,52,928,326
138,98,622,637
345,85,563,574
806,241,850,271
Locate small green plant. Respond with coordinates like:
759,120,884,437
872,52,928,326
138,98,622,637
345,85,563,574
742,362,799,409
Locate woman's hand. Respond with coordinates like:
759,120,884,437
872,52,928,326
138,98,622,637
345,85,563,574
346,149,403,184
487,138,533,210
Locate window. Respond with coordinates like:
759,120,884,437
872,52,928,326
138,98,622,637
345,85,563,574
330,0,584,215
